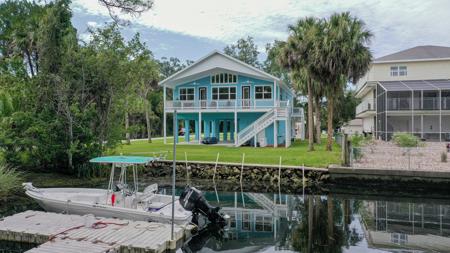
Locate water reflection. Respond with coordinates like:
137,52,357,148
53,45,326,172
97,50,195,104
2,184,450,252
176,189,450,253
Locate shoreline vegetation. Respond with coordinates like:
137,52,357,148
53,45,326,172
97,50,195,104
0,164,22,196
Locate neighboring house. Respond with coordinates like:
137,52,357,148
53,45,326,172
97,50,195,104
355,45,450,141
341,119,363,136
159,50,304,147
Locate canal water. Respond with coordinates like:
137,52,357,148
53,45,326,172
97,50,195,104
1,181,450,253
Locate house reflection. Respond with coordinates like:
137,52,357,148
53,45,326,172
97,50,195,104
198,191,301,252
361,200,450,252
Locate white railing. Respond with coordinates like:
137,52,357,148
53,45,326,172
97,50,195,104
166,99,292,111
356,98,376,115
237,109,276,146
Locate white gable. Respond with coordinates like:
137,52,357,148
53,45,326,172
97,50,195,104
159,51,280,88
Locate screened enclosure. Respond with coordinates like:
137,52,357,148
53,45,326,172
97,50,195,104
376,80,450,141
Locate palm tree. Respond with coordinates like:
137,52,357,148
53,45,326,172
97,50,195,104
311,13,372,151
278,17,323,151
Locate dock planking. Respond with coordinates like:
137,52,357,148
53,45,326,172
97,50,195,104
0,210,193,253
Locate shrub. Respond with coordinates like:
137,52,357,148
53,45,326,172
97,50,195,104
442,152,448,163
0,164,23,195
392,133,420,147
350,134,365,147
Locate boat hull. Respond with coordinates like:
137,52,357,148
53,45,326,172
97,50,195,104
24,185,191,225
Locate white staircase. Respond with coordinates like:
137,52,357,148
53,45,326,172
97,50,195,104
237,109,276,146
236,108,289,147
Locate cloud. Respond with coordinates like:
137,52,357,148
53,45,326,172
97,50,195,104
71,0,450,58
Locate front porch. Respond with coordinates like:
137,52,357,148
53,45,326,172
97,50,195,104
164,111,290,147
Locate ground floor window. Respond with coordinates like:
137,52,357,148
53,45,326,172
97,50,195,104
212,87,236,100
179,88,194,100
255,85,272,99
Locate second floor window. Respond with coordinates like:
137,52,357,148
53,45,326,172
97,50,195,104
255,85,272,99
179,88,194,100
211,73,237,84
212,87,236,100
390,66,407,76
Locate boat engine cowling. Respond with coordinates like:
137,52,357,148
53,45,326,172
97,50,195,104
180,186,227,227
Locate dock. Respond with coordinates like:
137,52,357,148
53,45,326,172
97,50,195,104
0,211,194,253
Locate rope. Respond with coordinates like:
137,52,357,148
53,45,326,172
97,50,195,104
48,220,129,241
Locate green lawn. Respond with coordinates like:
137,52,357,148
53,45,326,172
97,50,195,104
113,137,340,168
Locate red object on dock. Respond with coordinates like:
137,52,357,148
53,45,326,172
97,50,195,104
111,193,116,206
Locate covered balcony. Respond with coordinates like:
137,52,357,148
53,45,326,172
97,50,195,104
356,98,376,117
164,99,292,112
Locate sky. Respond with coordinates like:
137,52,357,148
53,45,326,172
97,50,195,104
70,0,450,62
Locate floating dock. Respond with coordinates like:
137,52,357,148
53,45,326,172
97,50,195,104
0,211,194,253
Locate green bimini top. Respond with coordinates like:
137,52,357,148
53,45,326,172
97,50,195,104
89,156,155,165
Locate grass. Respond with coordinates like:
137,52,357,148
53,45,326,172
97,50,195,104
0,164,23,195
113,136,341,168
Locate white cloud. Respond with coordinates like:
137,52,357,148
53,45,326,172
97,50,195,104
72,0,450,57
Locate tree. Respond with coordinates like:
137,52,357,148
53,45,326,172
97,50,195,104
224,36,261,68
278,17,323,151
310,13,372,151
264,40,291,87
99,0,153,23
127,33,159,143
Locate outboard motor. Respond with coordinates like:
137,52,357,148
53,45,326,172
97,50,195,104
180,186,228,227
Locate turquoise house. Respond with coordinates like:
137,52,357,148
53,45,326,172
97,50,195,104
160,51,304,147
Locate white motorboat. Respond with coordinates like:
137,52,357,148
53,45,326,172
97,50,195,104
23,155,192,225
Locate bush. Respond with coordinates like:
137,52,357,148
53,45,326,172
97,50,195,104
0,164,23,195
392,133,420,147
350,134,366,147
442,152,448,163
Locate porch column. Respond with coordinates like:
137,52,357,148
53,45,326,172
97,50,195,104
211,120,216,138
184,120,190,143
163,84,167,144
274,120,278,147
223,121,228,142
230,121,235,142
198,113,202,143
285,119,289,148
234,111,238,146
215,121,220,140
204,120,210,138
194,119,199,141
421,115,424,139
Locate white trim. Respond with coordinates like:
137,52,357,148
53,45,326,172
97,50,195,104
254,84,273,100
374,57,450,64
211,85,237,100
210,72,238,84
178,87,196,101
159,50,281,85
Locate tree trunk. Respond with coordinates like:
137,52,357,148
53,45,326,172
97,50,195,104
145,99,152,143
314,95,321,144
68,113,73,170
327,194,334,245
326,95,334,151
307,80,314,151
125,100,131,145
25,49,35,77
307,195,313,253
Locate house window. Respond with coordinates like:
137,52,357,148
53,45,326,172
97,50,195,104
399,66,407,76
212,87,236,100
390,66,407,76
179,88,194,100
255,85,272,99
211,73,238,84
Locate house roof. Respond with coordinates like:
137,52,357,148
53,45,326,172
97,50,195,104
159,50,293,95
374,45,450,63
378,79,450,91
